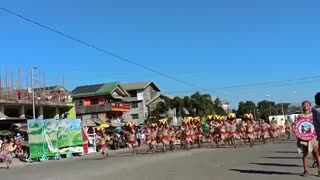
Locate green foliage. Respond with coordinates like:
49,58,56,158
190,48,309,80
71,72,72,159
237,100,291,120
237,101,256,116
151,92,227,120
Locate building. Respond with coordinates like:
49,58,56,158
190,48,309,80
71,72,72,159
0,86,74,120
146,94,178,118
34,86,69,102
122,81,161,124
220,100,230,112
71,82,131,127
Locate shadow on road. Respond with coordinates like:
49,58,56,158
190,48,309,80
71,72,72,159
272,151,298,154
81,153,135,160
229,169,300,176
261,156,301,160
250,162,301,167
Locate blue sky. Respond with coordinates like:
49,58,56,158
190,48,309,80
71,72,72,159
1,0,320,108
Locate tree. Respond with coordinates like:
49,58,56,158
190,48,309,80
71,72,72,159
213,98,226,115
257,100,276,120
190,92,216,117
256,100,291,120
150,92,219,120
237,101,257,116
151,101,169,119
287,105,302,114
169,96,183,117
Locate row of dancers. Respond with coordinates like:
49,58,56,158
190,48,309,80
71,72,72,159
97,117,292,156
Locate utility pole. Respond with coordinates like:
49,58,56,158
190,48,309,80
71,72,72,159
31,67,37,119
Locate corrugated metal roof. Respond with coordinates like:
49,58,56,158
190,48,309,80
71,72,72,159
123,81,160,92
34,86,68,92
71,82,129,98
124,97,142,102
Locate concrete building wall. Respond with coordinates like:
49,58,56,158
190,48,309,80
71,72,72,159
143,86,157,103
123,101,145,124
123,85,160,124
0,103,73,120
142,85,158,119
148,98,164,113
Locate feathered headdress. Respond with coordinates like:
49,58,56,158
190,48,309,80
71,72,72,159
243,113,254,121
227,113,236,120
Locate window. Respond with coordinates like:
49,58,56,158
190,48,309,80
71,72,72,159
91,114,98,119
90,99,98,105
131,114,139,119
78,100,83,106
128,91,137,97
131,102,138,109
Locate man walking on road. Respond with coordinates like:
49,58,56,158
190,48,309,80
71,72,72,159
313,92,320,142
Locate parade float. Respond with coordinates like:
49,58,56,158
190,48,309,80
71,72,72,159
27,119,84,161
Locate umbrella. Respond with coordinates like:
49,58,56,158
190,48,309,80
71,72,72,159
16,126,28,133
0,130,12,136
115,127,122,132
97,123,110,131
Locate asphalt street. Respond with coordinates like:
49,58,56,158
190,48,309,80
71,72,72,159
1,142,318,180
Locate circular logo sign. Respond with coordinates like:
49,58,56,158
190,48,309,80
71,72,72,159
294,118,316,141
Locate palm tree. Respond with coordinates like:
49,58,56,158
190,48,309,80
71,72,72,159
151,92,221,121
151,101,169,119
190,92,215,117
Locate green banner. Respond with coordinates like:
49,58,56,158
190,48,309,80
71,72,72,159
27,119,59,159
28,119,43,159
57,119,83,154
28,119,83,159
43,119,59,157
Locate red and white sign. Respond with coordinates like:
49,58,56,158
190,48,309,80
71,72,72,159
294,118,316,141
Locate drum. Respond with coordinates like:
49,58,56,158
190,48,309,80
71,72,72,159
294,118,316,141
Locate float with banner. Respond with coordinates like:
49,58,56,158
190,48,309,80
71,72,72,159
27,119,84,161
27,119,59,160
57,119,83,156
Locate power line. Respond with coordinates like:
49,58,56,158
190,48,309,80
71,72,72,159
0,7,241,101
2,8,316,102
163,75,320,94
0,7,205,91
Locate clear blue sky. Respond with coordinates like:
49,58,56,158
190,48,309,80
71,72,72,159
1,0,320,108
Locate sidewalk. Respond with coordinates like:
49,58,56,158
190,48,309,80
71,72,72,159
5,145,149,168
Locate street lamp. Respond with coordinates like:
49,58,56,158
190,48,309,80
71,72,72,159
31,67,37,119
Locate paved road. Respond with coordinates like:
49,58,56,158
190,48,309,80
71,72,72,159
1,142,318,180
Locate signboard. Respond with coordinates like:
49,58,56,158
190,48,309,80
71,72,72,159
28,119,43,159
57,119,83,154
27,119,58,159
68,119,83,153
294,118,316,141
57,119,70,154
28,119,84,159
42,119,59,157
